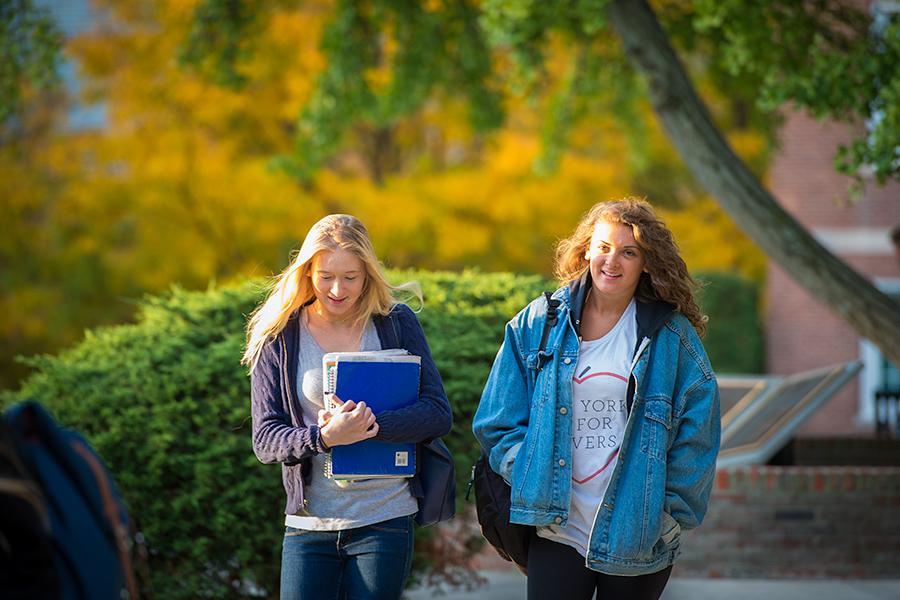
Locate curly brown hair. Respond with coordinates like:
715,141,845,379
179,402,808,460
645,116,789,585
554,198,707,336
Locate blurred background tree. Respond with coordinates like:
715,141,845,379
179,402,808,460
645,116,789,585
0,0,61,126
182,0,900,362
1,0,770,389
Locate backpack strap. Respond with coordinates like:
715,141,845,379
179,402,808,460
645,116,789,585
372,307,402,349
388,306,401,348
537,291,560,369
466,290,561,499
71,440,139,599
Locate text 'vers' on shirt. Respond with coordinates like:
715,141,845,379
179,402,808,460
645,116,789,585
538,298,636,556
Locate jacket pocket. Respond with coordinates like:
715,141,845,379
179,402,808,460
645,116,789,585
640,399,672,461
660,511,681,547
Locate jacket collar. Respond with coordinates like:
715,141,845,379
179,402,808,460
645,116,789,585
565,271,675,340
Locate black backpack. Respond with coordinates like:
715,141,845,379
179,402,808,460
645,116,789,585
470,292,559,573
1,401,139,599
0,414,58,598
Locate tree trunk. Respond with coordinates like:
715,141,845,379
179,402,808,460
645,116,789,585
605,0,900,367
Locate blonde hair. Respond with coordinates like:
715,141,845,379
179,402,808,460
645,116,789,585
554,198,707,336
242,214,421,370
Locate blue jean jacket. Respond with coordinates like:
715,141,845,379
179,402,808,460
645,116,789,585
473,276,720,575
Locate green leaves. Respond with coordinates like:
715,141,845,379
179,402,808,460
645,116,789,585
282,0,505,183
835,17,900,186
0,0,62,127
691,0,899,184
179,0,260,89
696,271,764,374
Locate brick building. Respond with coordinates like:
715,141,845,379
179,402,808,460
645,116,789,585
766,109,900,438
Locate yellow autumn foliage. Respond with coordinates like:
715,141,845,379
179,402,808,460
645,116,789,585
1,0,767,389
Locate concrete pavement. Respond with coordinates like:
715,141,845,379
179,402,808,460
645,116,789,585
405,571,900,600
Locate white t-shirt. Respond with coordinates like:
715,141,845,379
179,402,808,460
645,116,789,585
537,298,636,556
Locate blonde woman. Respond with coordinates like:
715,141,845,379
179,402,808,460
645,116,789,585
244,214,451,600
473,199,720,600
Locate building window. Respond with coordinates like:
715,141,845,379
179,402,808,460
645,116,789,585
858,278,900,424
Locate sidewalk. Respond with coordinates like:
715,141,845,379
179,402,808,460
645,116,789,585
405,571,900,600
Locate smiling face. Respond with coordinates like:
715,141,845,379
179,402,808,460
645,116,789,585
586,220,647,303
309,248,366,320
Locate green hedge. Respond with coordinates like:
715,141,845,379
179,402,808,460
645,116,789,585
1,271,546,598
1,269,760,597
696,271,764,374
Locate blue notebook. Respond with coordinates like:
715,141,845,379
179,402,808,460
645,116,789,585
322,350,420,480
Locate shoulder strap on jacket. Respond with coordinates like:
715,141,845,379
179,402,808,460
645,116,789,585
538,291,560,361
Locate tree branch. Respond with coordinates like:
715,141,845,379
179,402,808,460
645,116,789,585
605,0,900,366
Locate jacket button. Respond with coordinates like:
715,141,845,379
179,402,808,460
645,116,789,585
563,358,572,365
555,517,563,524
560,407,567,415
558,459,566,467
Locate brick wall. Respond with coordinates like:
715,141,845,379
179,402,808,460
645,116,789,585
770,110,900,229
766,104,900,437
765,263,863,436
676,466,900,578
783,437,900,466
766,253,900,436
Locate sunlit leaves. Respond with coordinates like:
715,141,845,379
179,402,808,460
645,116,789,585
283,0,504,182
691,0,898,183
179,0,259,89
3,0,769,392
0,0,62,127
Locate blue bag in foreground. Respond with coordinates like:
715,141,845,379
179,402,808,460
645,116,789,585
3,400,138,600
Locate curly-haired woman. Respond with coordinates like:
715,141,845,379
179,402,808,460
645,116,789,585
473,199,720,600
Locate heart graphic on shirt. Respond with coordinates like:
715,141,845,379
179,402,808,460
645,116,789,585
572,448,620,484
572,371,627,384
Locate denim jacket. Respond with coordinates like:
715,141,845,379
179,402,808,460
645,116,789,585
251,303,452,516
473,274,720,575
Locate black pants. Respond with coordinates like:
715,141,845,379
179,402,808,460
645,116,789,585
527,532,673,600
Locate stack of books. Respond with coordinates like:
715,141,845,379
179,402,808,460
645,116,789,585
322,350,421,480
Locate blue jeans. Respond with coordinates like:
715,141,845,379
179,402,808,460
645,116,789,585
280,515,414,600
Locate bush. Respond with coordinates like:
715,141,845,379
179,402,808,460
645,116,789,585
1,271,548,598
1,268,760,597
696,271,764,374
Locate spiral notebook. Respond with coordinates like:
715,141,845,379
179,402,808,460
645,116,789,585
322,350,420,480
